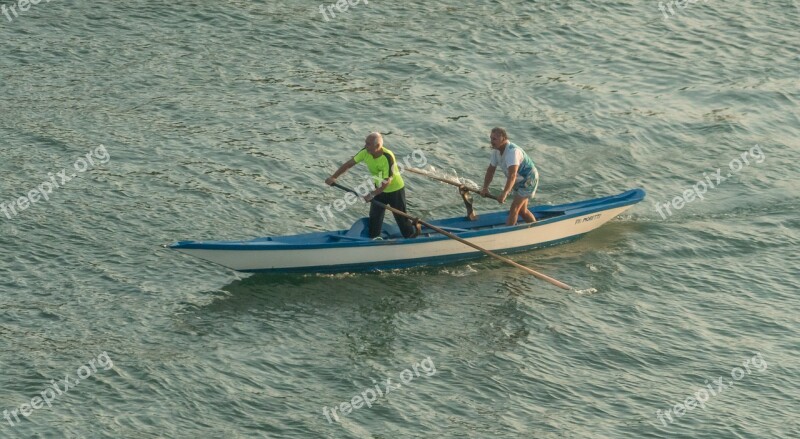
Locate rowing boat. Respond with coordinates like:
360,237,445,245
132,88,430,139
169,188,645,273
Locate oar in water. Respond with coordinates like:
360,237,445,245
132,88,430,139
405,167,499,220
330,182,571,290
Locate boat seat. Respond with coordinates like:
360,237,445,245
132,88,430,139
346,218,402,239
532,209,565,221
327,234,370,241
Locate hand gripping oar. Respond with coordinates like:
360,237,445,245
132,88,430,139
331,183,571,290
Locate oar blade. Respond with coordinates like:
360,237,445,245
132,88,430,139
460,187,477,221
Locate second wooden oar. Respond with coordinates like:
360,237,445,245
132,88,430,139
405,167,496,220
331,182,571,290
405,167,501,201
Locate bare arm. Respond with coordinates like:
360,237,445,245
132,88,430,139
480,165,496,196
499,165,519,203
325,159,356,185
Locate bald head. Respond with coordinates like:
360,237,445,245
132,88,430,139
365,132,383,148
364,132,384,156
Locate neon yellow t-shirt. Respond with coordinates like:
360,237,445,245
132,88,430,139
353,147,405,193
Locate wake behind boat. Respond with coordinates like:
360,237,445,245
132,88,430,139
169,188,645,274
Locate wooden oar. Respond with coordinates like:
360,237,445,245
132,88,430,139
405,167,496,220
331,182,571,290
405,167,501,201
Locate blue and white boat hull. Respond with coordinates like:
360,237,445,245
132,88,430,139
169,189,645,273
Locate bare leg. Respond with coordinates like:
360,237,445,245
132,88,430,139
506,196,524,225
506,195,536,225
519,198,536,223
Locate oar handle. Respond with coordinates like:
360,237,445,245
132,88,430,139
331,182,409,218
482,193,502,202
331,182,391,210
329,182,570,290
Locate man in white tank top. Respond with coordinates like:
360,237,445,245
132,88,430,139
480,127,540,226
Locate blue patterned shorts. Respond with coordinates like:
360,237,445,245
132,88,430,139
513,168,539,199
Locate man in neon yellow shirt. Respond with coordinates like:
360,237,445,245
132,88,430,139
325,132,419,239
